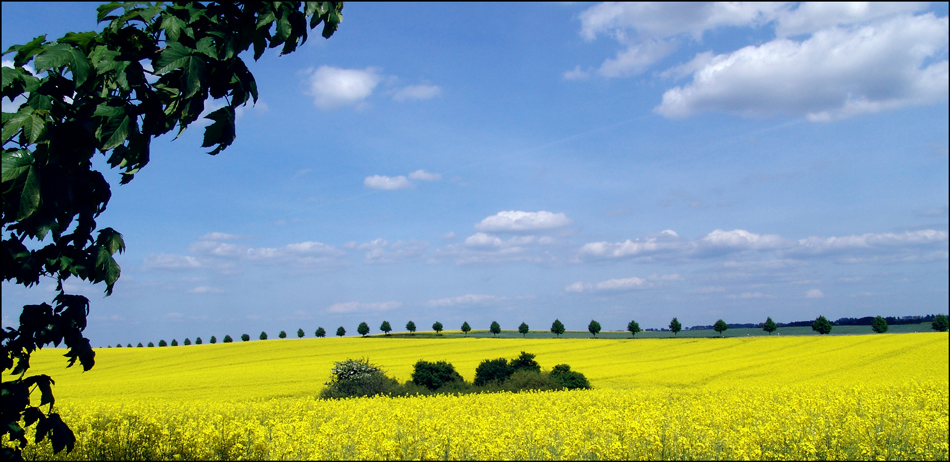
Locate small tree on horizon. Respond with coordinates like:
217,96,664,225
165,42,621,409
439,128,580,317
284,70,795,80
259,332,268,341
812,315,833,335
336,326,346,337
588,320,601,337
627,320,641,337
519,322,530,337
933,314,949,332
670,318,682,336
316,327,326,338
461,321,471,335
871,316,889,334
380,321,392,335
148,342,155,347
297,328,305,338
406,321,417,335
713,319,728,337
223,335,233,343
137,343,144,348
241,334,250,342
490,321,501,337
763,317,777,335
183,338,191,345
195,337,202,345
159,340,167,347
551,319,566,338
278,331,287,339
433,321,444,334
171,339,178,346
116,344,122,348
210,336,217,344
357,322,370,337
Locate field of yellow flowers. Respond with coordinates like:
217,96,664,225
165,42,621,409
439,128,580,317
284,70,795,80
6,333,949,460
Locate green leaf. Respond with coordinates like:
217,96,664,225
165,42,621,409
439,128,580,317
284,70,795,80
1,108,31,143
59,31,101,52
13,35,47,67
153,41,193,75
195,37,216,59
68,48,92,87
17,165,40,221
1,66,21,90
183,56,206,99
1,149,34,182
34,43,72,71
35,375,54,406
160,13,186,42
96,2,123,22
201,106,235,155
100,115,130,150
24,113,47,143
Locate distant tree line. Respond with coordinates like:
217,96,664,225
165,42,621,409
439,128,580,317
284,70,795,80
102,313,949,348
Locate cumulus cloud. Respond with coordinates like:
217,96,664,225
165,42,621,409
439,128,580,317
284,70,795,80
774,2,930,37
326,301,403,314
365,170,441,190
578,228,948,263
575,3,783,77
655,14,949,120
426,294,505,307
143,254,201,270
306,66,382,110
364,240,429,264
187,237,345,269
408,169,442,181
199,232,244,241
474,211,573,233
806,289,825,298
392,84,442,102
187,286,223,294
566,276,652,293
364,175,412,190
562,66,591,81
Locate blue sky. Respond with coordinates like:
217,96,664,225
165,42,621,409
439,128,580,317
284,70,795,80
3,2,948,346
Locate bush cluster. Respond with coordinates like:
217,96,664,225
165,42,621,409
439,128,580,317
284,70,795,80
319,351,590,400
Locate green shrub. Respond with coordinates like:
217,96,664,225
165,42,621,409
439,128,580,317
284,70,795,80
278,330,286,339
210,336,217,344
502,370,560,392
931,314,948,332
297,328,304,338
158,339,167,347
411,360,463,390
320,358,397,399
241,333,250,342
170,339,178,346
183,338,191,345
509,351,541,374
195,337,202,345
357,322,370,337
223,335,232,343
550,364,591,390
812,315,832,335
461,321,471,335
432,321,443,334
259,331,268,340
872,316,888,334
136,343,143,348
474,358,512,386
147,342,154,347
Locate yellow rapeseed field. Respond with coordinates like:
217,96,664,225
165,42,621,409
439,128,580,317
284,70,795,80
5,333,949,460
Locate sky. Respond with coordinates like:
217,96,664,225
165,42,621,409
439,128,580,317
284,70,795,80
2,2,948,347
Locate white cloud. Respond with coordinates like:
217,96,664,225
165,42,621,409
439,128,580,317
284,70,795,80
188,238,345,269
700,229,788,251
306,66,382,110
364,240,429,264
655,14,949,120
774,2,930,37
441,232,457,241
326,301,402,314
727,292,772,300
791,230,949,256
187,286,223,294
806,289,825,299
364,175,412,190
563,65,591,81
143,254,201,270
357,238,388,251
199,232,243,241
565,275,656,293
392,84,442,102
426,294,505,307
408,169,442,181
474,211,573,233
576,2,784,77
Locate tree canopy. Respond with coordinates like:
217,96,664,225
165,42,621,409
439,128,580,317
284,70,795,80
489,321,501,337
551,319,565,338
627,320,641,337
518,322,529,337
812,315,833,335
669,318,682,336
871,316,888,334
460,321,471,335
587,320,601,337
1,2,343,460
763,317,777,335
713,319,728,337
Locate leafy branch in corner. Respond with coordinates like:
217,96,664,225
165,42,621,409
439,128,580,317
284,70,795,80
1,2,343,459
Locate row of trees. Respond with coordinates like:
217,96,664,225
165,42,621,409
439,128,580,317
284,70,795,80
112,314,950,347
